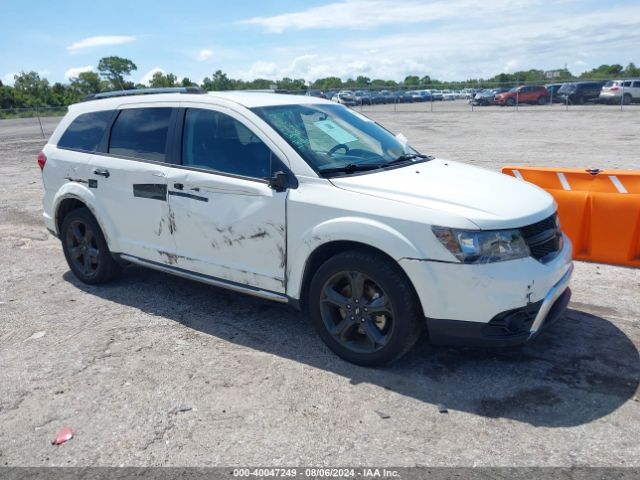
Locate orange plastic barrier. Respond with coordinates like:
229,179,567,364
502,166,640,267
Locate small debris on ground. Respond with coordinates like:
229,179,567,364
26,331,46,341
438,404,449,414
52,427,74,445
170,405,193,414
374,410,391,419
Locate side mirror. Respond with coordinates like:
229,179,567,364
267,171,288,192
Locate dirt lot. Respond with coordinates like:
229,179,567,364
1,103,639,467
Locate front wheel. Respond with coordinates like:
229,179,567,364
537,96,547,105
623,94,632,105
308,251,424,366
61,207,121,284
506,97,516,106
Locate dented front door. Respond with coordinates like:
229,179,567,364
165,168,287,293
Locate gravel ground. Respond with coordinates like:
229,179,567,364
0,103,639,467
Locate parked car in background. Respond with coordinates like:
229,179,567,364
556,81,605,105
494,85,549,106
442,90,456,101
470,88,510,106
332,90,356,106
544,83,564,102
354,90,372,105
430,90,444,101
599,79,640,104
407,90,427,102
305,89,327,99
419,90,433,102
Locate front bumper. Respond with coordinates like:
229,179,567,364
427,266,573,347
399,233,574,347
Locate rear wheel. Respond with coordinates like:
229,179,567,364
61,208,121,284
537,96,547,105
623,94,632,105
308,250,424,366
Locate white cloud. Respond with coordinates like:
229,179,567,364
139,67,165,85
2,72,17,85
239,0,539,33
197,49,214,62
64,65,94,80
236,2,640,81
67,35,137,54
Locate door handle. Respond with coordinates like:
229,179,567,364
173,183,184,190
93,168,110,178
152,171,166,178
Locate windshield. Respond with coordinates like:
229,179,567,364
252,104,414,175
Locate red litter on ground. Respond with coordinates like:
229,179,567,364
53,427,74,445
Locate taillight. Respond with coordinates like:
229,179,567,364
37,151,47,171
610,87,619,91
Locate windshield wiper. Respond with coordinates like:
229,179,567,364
318,163,384,175
384,153,433,167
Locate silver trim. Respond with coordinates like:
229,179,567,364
529,263,574,334
120,254,288,303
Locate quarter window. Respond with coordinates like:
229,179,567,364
182,109,272,179
58,110,113,152
108,108,172,162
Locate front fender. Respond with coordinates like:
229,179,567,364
53,182,121,252
286,216,424,300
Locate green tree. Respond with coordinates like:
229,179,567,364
97,56,137,90
277,77,306,91
180,77,198,87
12,71,50,106
311,76,343,89
202,70,233,91
624,62,640,77
70,71,102,95
355,75,371,86
149,72,178,88
403,75,420,86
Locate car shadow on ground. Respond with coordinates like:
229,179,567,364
64,266,640,428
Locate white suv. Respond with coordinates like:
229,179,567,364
599,79,640,104
39,87,573,365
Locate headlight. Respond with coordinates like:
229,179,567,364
432,227,530,264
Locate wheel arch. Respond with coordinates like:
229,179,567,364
292,239,423,317
53,184,119,250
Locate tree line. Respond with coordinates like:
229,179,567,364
1,55,639,110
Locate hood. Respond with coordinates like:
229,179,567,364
329,159,556,230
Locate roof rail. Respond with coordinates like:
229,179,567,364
83,87,206,101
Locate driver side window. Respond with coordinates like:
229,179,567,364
182,108,272,179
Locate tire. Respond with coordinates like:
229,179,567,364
576,96,585,105
623,94,632,105
537,96,547,105
308,250,424,366
506,97,516,106
61,207,121,285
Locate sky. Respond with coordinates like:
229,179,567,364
2,0,640,86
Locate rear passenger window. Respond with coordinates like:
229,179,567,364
633,82,640,88
109,108,172,162
58,111,113,152
182,109,271,179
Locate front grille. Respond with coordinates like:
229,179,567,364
521,214,561,262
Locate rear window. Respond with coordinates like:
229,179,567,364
108,108,172,162
58,111,113,152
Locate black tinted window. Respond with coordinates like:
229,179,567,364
58,111,113,152
633,81,640,88
182,109,271,179
109,108,172,162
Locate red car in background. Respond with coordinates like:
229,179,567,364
495,85,549,106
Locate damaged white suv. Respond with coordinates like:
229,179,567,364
39,87,573,365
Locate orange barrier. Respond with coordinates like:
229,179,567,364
502,166,640,268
